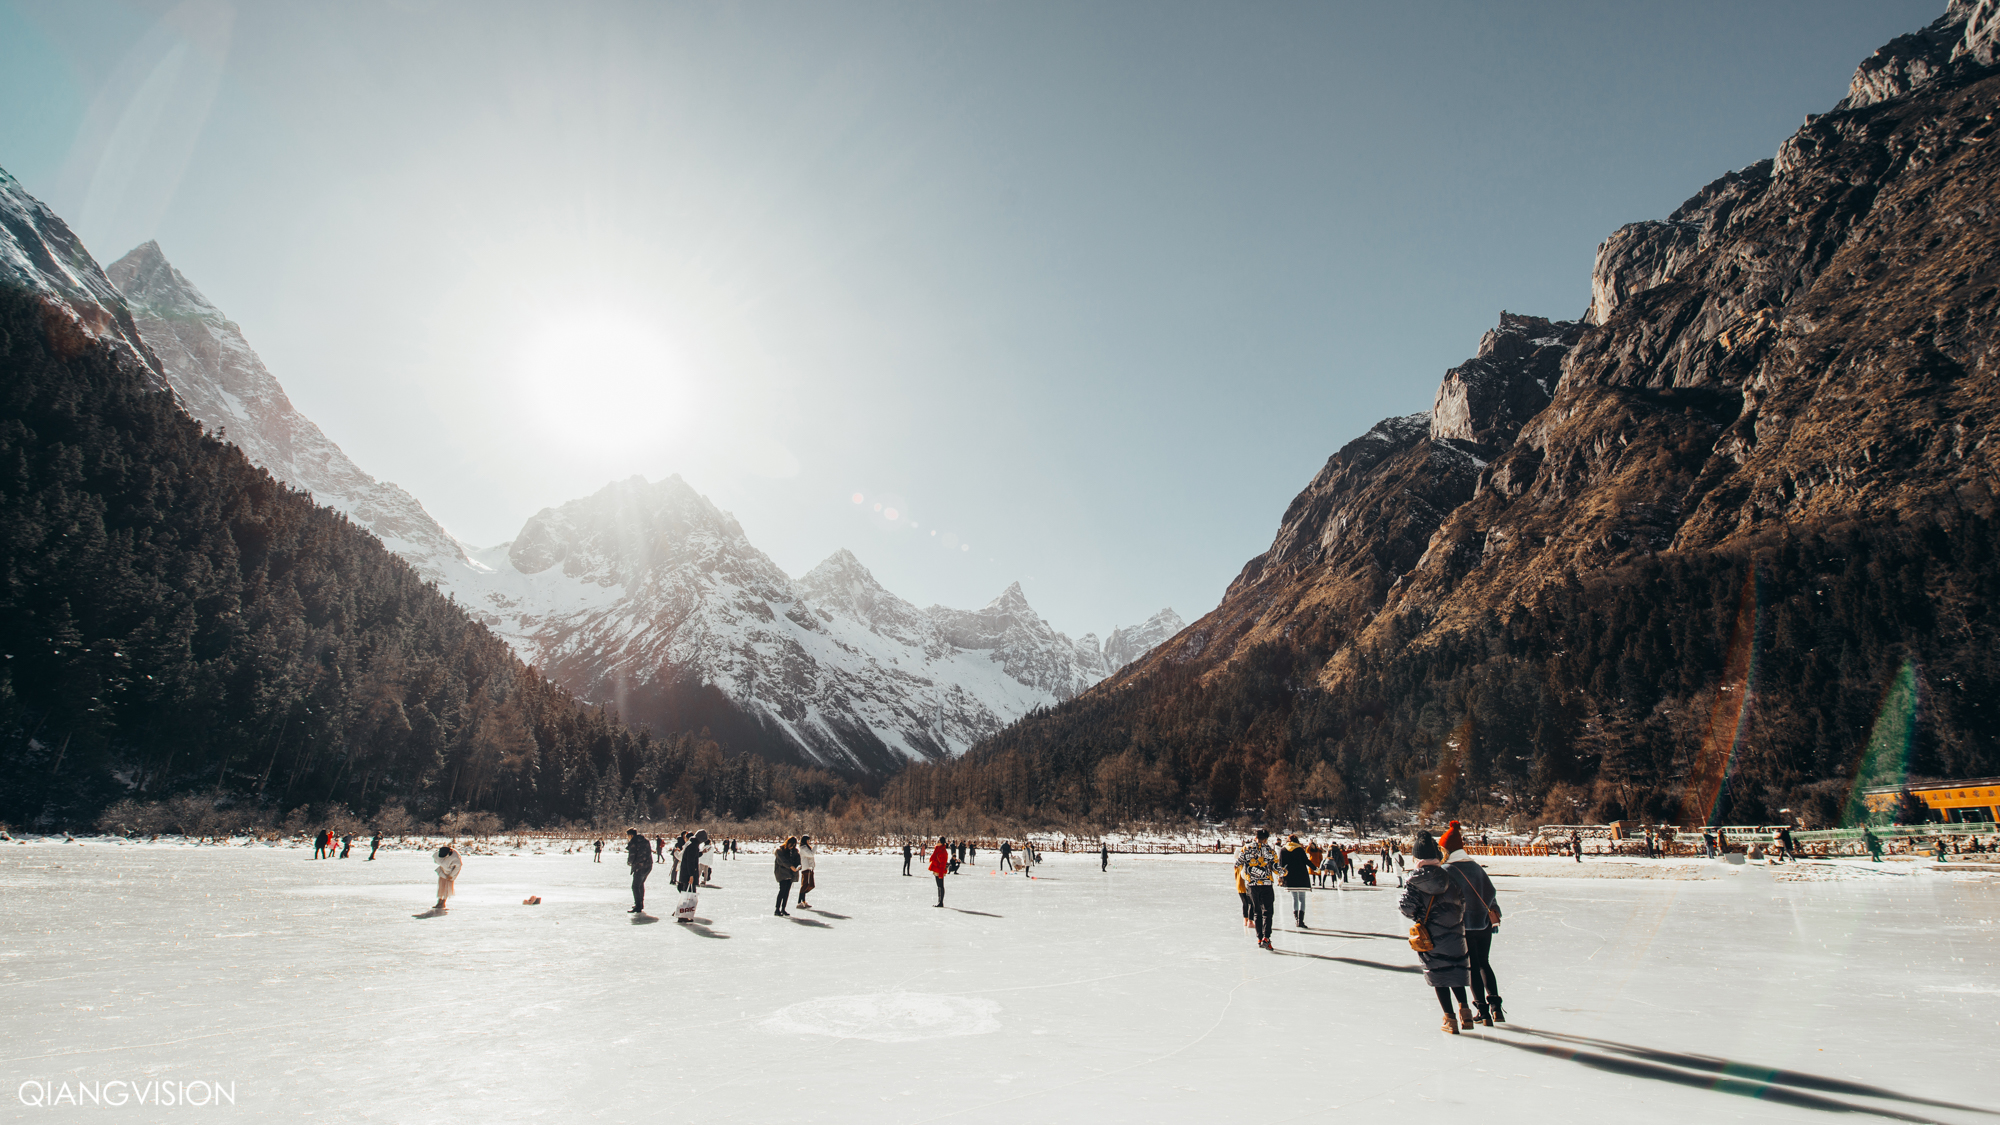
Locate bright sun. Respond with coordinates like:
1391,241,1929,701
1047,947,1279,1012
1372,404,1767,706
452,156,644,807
515,308,696,455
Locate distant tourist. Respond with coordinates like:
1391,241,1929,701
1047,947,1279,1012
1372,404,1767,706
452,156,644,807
368,830,381,861
902,841,913,876
1570,830,1583,863
313,830,329,860
797,834,817,908
679,831,707,895
998,840,1014,872
928,837,949,907
432,842,461,912
339,833,353,859
1398,830,1471,1034
625,827,652,914
1101,841,1110,872
774,836,802,916
1359,860,1378,886
592,839,603,863
1235,854,1253,931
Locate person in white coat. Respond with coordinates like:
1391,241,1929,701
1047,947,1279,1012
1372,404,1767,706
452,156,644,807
797,834,818,908
433,842,462,911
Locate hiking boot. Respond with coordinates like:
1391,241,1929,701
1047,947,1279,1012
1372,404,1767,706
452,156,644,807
1442,1013,1460,1034
1489,996,1505,1024
1473,1002,1492,1027
1459,1002,1477,1028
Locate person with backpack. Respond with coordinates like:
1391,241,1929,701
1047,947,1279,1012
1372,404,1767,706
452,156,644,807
1442,822,1504,1026
774,836,802,916
1399,830,1471,1034
625,827,653,914
1234,829,1280,950
1279,834,1313,929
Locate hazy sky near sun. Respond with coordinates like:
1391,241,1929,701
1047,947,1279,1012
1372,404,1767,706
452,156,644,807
0,0,1938,640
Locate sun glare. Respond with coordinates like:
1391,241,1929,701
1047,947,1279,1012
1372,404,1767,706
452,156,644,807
516,309,695,454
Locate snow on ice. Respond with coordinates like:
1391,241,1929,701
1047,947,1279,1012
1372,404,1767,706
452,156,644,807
2,841,1997,1123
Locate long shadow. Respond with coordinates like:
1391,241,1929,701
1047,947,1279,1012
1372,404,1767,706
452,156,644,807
629,913,660,925
1476,1034,1951,1123
789,917,833,929
681,922,729,939
411,908,447,919
1274,950,1422,973
950,909,1003,918
1506,1027,1997,1116
805,909,852,920
1287,928,1404,940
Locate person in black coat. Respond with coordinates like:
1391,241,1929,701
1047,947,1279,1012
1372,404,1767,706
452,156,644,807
1398,830,1472,1034
774,836,802,916
1278,834,1314,929
902,842,913,876
625,828,653,914
679,831,707,894
1442,822,1504,1026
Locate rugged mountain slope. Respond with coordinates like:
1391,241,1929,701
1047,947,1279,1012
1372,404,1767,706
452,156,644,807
106,242,477,585
0,170,162,386
892,1,2000,828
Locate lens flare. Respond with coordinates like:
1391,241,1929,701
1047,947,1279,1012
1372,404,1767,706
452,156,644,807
1842,659,1923,827
1682,566,1760,827
884,507,899,521
852,493,864,504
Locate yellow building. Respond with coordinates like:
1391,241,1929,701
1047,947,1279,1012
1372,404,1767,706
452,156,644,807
1861,778,2000,823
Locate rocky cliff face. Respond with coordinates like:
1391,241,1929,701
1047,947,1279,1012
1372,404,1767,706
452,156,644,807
0,170,162,387
106,242,478,586
976,1,2000,831
1135,1,2000,692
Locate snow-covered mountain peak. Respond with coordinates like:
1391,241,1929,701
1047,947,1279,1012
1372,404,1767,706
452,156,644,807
1,168,163,386
507,474,752,586
1104,607,1188,671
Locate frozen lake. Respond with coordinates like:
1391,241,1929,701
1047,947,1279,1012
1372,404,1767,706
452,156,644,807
3,841,1997,1123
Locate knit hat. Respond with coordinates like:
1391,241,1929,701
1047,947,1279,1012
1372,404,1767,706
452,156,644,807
1439,821,1464,855
1411,831,1442,861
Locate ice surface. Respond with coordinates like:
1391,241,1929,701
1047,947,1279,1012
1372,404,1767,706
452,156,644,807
3,842,1997,1123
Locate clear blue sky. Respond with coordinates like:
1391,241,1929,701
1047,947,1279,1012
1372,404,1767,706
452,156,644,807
0,0,1939,640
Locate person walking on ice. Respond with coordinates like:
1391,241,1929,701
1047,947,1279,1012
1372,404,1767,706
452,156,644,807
368,829,381,861
625,827,652,914
1443,821,1504,1025
1234,828,1280,950
593,839,603,863
902,841,913,876
432,841,462,912
1399,830,1472,1034
998,840,1014,873
1100,841,1109,872
929,837,950,906
1280,834,1313,929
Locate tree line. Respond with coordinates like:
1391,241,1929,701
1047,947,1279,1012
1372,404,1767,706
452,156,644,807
883,514,2000,830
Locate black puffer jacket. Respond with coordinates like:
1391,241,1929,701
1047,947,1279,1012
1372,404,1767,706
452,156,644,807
774,846,800,883
626,834,652,871
1278,843,1313,888
1397,863,1469,987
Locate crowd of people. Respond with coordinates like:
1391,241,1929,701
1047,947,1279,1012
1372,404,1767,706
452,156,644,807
1231,819,1503,1034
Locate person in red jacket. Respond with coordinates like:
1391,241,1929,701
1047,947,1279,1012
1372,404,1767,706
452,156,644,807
928,837,950,907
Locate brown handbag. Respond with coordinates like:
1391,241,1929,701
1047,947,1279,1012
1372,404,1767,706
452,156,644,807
1407,896,1436,952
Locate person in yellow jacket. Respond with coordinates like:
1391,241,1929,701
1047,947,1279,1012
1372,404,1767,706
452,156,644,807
1306,840,1325,883
1235,862,1253,931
